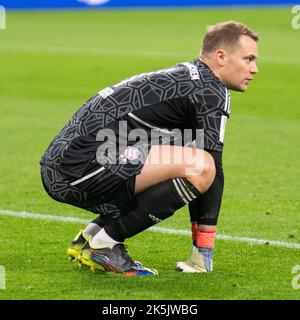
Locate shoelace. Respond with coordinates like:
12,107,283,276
114,244,154,273
113,244,135,264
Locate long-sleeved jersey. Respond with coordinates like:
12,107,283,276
40,59,230,183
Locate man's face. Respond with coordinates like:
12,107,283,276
220,35,259,92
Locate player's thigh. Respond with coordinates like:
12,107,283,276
135,145,211,195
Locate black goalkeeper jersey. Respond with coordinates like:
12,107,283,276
40,59,231,180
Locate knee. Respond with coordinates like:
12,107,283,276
187,151,216,193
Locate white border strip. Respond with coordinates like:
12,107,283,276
70,167,105,186
128,113,174,134
1,209,300,249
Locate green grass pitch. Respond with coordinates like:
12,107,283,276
0,7,300,300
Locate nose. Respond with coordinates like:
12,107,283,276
250,62,259,75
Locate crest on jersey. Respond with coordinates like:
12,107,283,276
122,147,141,161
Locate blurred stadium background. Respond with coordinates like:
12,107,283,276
0,0,299,300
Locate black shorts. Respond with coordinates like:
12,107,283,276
40,164,136,218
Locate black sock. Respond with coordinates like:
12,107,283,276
189,150,224,226
91,215,114,228
104,178,201,242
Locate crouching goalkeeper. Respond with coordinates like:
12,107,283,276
40,21,259,276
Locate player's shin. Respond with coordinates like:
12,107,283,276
104,178,201,242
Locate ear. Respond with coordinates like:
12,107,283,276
215,49,226,67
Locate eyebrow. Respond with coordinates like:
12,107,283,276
245,54,259,60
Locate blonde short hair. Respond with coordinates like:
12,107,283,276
201,21,259,55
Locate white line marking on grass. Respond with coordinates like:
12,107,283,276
0,44,300,64
0,209,90,224
0,44,187,57
1,209,300,249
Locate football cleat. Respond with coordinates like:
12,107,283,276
67,229,88,261
79,238,105,272
89,243,158,276
176,247,213,273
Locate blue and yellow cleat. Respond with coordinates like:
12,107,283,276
176,247,213,273
67,229,88,262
